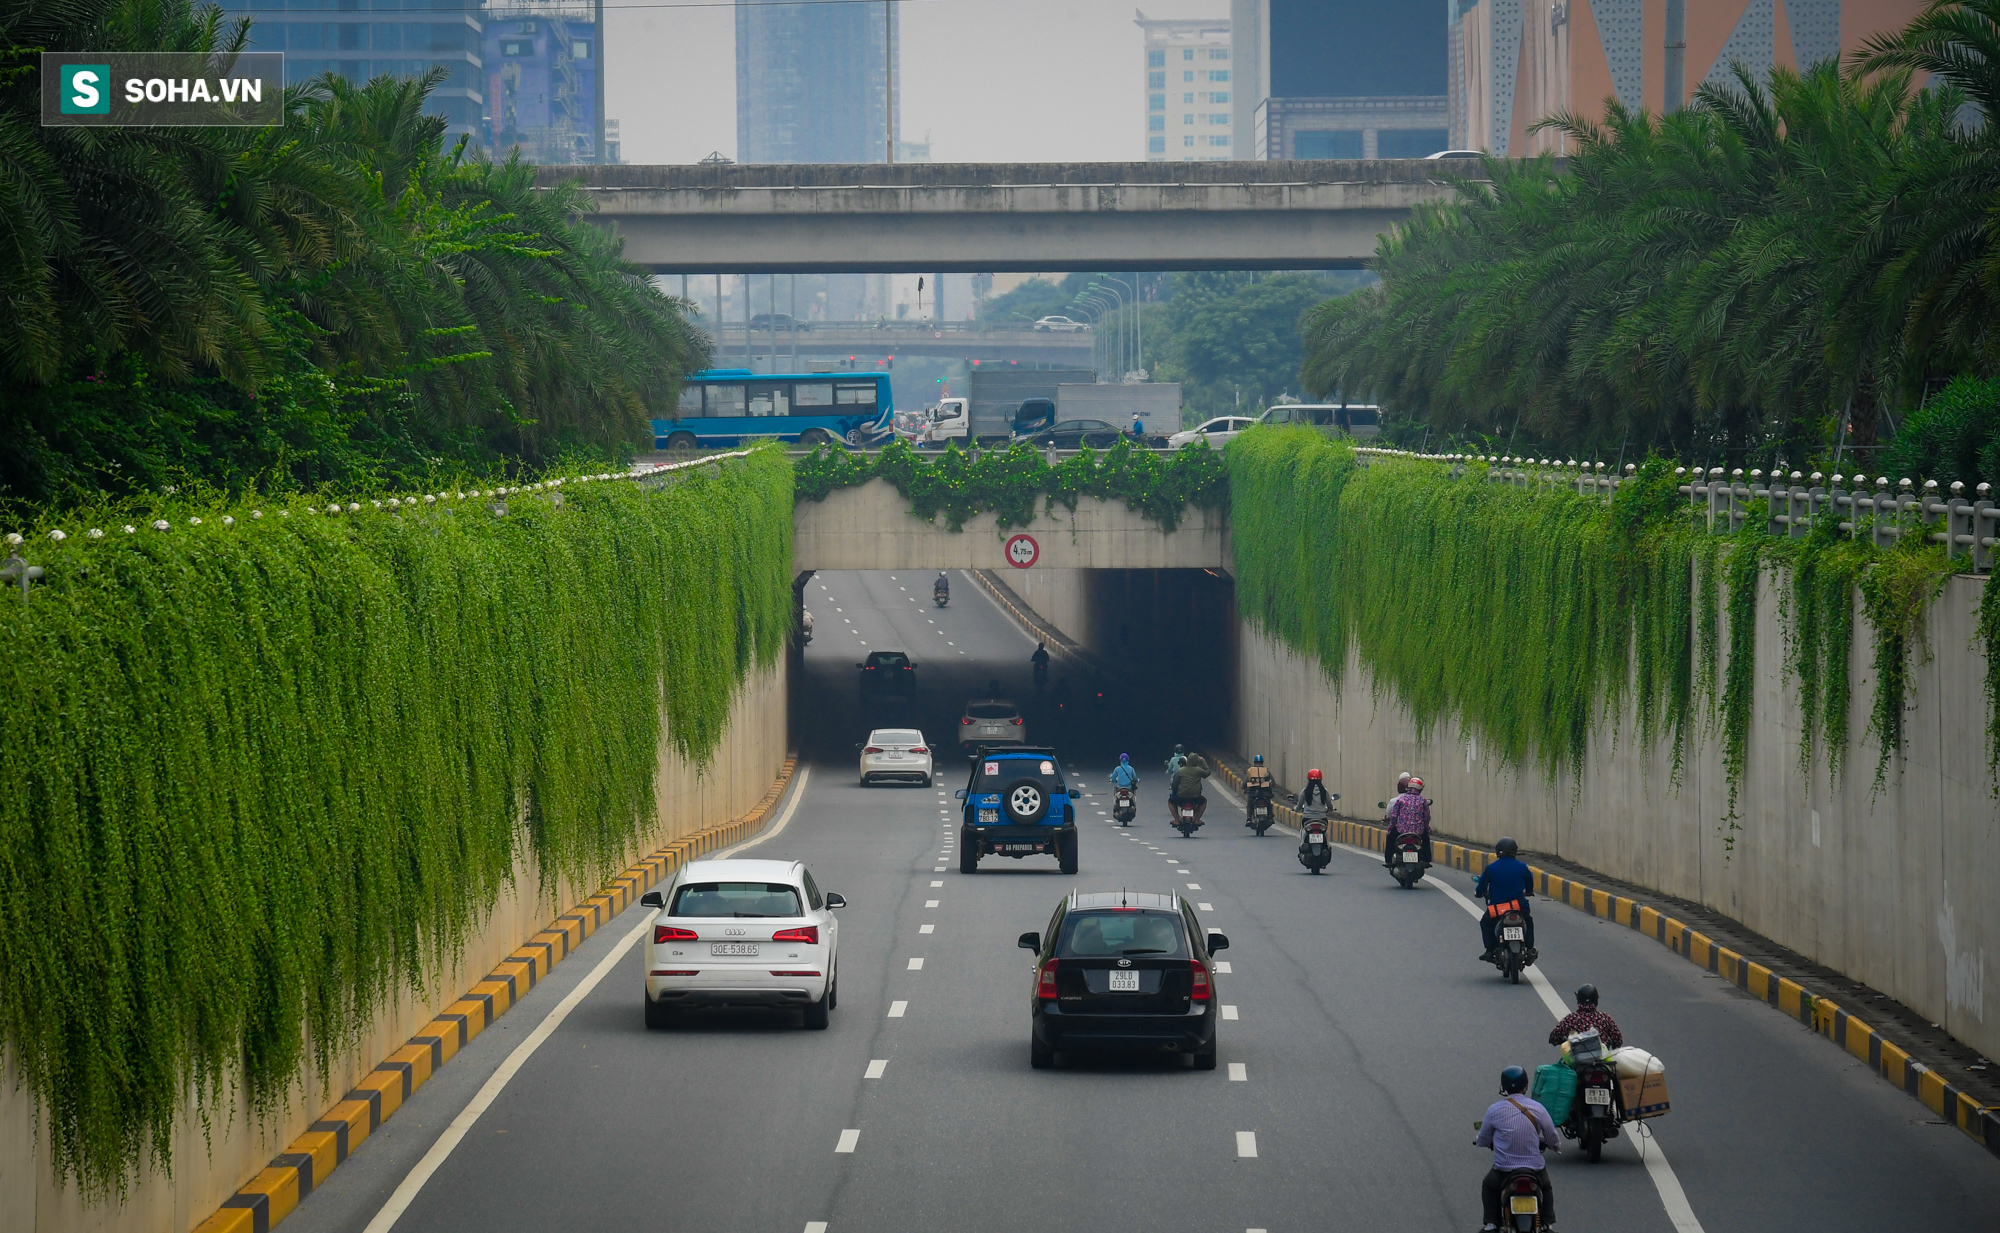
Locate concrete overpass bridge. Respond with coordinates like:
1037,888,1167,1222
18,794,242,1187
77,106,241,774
700,321,1093,365
536,160,1475,273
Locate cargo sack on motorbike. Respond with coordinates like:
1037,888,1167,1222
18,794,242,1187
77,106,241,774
1530,1064,1577,1120
1607,1048,1670,1118
1486,899,1523,918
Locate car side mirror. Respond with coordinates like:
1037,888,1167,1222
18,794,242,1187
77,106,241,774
639,890,665,909
955,789,967,800
1377,801,1387,810
1017,932,1040,951
854,663,864,669
825,892,846,909
1329,793,1340,801
1207,932,1229,952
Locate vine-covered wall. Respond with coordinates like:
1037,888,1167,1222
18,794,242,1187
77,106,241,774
0,449,793,1198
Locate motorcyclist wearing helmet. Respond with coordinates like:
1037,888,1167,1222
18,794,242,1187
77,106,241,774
1548,984,1623,1049
1110,753,1140,791
1243,754,1275,828
1473,837,1536,962
1170,750,1211,821
934,571,950,598
1382,774,1433,869
1297,767,1333,817
1165,743,1186,778
1475,1065,1560,1231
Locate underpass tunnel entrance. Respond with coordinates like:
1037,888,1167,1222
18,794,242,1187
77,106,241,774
790,566,1237,777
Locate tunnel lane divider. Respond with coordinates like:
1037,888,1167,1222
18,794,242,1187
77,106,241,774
193,756,801,1233
1201,753,2000,1160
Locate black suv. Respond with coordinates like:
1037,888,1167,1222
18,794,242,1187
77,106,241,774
857,650,917,701
957,746,1077,874
1016,891,1228,1069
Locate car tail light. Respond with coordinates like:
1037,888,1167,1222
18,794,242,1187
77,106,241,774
654,926,697,943
910,746,928,754
1190,959,1211,1001
961,717,973,725
864,746,884,754
770,970,822,977
863,665,875,670
1010,717,1024,726
1037,958,1059,999
651,969,697,976
772,925,820,944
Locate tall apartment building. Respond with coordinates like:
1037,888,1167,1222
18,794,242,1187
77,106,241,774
736,0,897,163
484,2,603,164
1452,0,1932,156
1136,12,1234,162
225,0,485,148
1230,0,1449,159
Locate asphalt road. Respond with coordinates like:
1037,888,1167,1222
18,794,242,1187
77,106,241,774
284,569,2000,1233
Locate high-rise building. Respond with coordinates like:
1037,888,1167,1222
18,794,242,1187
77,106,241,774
1451,0,1931,156
484,2,602,164
225,0,486,148
736,0,897,164
1230,0,1449,159
1136,12,1234,162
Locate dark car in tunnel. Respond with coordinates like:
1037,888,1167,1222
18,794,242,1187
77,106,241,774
857,650,917,701
1018,891,1226,1069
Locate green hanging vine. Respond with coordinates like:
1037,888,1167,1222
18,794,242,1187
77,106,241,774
793,438,1228,532
0,447,793,1197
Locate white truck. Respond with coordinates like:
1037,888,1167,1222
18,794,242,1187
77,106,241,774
1056,383,1183,442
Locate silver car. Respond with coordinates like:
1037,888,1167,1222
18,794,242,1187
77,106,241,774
960,698,1026,751
859,728,934,786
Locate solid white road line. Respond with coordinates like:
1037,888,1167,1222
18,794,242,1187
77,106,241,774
1229,1063,1248,1082
864,1059,888,1079
357,766,813,1233
888,1001,907,1017
1236,1131,1258,1158
1425,874,1707,1233
835,1129,860,1153
907,957,925,970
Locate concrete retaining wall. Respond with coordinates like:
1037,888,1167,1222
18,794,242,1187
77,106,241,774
1236,572,2000,1061
794,479,1228,572
0,659,789,1233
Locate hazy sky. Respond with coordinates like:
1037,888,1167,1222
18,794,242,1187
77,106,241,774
606,0,1227,165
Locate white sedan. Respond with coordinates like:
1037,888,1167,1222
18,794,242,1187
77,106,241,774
1032,315,1089,333
640,858,844,1029
1167,416,1258,450
859,728,934,785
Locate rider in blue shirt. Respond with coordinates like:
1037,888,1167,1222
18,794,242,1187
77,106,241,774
1473,837,1536,961
1110,754,1140,790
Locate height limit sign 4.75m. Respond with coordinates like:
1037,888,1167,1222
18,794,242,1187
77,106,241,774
1004,534,1039,569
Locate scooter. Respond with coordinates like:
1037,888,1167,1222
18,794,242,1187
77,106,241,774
1112,786,1136,824
1297,806,1333,873
800,611,814,645
1482,891,1537,984
1032,659,1048,689
1245,790,1275,836
1171,797,1204,837
1563,1029,1623,1163
933,590,948,608
1387,831,1429,888
1498,1169,1552,1232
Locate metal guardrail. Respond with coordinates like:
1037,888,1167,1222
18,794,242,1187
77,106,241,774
1355,447,2000,572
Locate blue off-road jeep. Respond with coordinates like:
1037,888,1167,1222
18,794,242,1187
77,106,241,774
956,746,1078,875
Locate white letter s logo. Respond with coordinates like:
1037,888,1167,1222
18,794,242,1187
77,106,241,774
69,70,99,110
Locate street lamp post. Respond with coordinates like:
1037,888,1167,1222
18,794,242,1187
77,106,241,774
1079,284,1125,381
1072,289,1118,382
1100,276,1136,380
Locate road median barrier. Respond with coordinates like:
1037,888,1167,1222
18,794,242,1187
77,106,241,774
1201,753,2000,1160
193,755,799,1233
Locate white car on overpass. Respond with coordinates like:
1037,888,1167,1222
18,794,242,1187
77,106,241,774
1167,415,1258,450
859,728,934,785
1032,315,1089,333
639,858,844,1029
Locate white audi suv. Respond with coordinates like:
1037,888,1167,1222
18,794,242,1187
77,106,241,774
639,858,844,1029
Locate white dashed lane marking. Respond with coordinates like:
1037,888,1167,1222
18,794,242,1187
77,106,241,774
1214,961,1232,973
925,899,939,908
920,924,935,934
1229,1063,1247,1082
1235,1132,1257,1158
1187,883,1201,890
835,1129,860,1153
864,1059,887,1079
888,1001,907,1017
1221,1005,1239,1021
1198,903,1213,911
908,957,925,970
931,880,943,887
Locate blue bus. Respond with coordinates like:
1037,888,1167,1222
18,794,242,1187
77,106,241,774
654,369,894,449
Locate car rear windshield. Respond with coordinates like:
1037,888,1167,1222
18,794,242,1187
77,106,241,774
1056,910,1187,958
669,882,803,917
868,653,911,668
967,703,1017,718
873,730,922,744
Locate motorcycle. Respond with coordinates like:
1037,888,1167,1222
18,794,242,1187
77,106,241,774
1498,1169,1552,1233
1171,797,1204,837
1483,892,1537,984
1388,831,1429,888
933,588,949,608
1245,790,1275,836
1112,786,1136,825
1563,1029,1622,1163
1032,659,1049,689
800,610,814,646
1297,811,1333,873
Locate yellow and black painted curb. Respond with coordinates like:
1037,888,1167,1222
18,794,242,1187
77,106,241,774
1204,755,2000,1159
193,756,800,1233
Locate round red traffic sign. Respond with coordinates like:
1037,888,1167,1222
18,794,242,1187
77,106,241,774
1004,533,1039,569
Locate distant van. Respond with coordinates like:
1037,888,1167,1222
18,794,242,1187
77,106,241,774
1258,403,1381,439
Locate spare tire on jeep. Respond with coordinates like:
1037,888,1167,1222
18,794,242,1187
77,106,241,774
1003,778,1050,824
